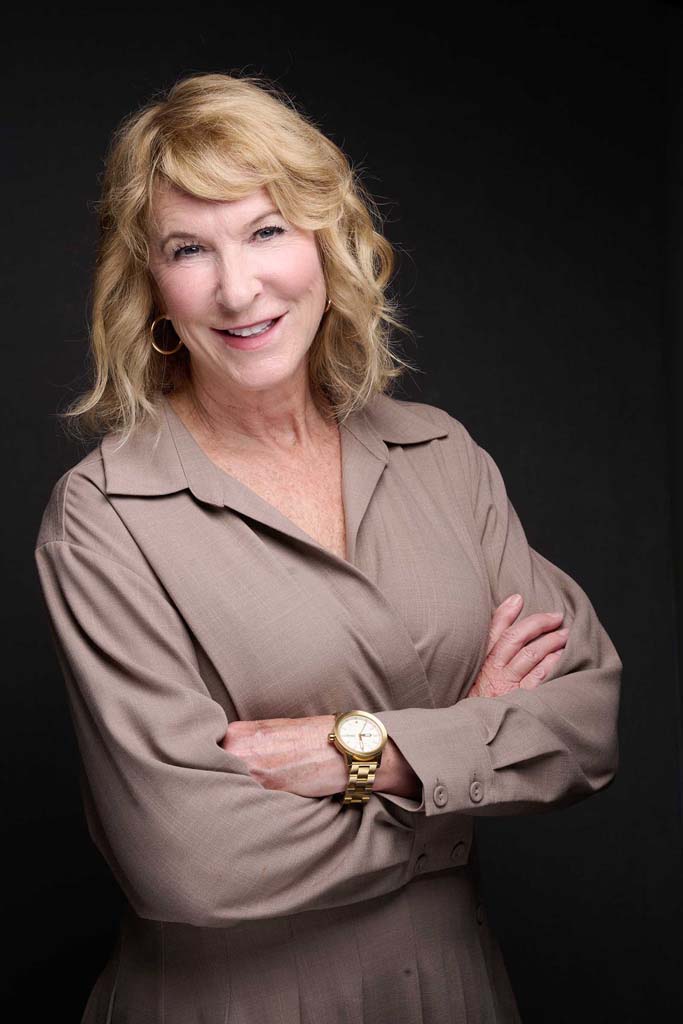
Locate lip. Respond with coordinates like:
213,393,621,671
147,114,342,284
212,313,285,351
219,315,284,331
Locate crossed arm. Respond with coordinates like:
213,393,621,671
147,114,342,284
223,594,571,803
221,714,422,801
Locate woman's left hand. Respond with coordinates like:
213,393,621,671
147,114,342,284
221,715,417,800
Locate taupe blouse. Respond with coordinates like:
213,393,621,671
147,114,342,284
34,392,622,1023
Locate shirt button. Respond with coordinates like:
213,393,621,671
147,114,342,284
432,783,449,807
415,853,427,873
450,841,466,863
469,780,483,803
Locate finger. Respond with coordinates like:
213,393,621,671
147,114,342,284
489,611,566,667
486,594,524,654
507,627,569,681
519,648,566,690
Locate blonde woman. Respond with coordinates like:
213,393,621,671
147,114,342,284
34,72,621,1023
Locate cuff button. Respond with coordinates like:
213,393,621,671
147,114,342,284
433,783,449,807
469,780,483,803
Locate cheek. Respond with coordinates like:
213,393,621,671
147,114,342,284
276,241,325,297
152,266,210,317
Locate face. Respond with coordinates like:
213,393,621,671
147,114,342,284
147,183,328,402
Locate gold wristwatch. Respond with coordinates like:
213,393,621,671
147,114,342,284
328,710,388,805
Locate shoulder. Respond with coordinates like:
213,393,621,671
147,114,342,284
367,392,480,459
35,446,107,547
358,393,492,507
34,441,139,564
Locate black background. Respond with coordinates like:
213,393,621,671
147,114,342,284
5,3,682,1020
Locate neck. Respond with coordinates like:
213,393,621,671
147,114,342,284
168,379,337,460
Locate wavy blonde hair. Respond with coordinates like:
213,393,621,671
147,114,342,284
58,70,422,445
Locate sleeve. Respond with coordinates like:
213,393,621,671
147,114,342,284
34,537,427,930
373,417,622,819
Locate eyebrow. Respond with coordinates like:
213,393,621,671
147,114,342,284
158,208,282,251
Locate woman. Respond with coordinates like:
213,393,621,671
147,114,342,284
34,72,622,1023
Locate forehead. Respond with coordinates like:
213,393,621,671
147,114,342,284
149,183,275,233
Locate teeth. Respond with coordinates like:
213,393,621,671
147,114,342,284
225,319,274,337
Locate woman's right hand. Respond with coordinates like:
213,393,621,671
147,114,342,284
467,594,569,698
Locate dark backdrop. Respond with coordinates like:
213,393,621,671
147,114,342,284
5,4,681,1020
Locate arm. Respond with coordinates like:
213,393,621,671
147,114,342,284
35,535,429,930
217,713,422,802
374,416,622,818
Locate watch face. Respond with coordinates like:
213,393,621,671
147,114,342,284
338,714,383,756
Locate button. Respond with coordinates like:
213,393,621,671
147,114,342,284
450,841,466,863
415,853,427,873
469,780,483,803
433,783,449,807
476,902,485,925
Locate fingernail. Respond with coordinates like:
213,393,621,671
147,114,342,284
505,594,522,606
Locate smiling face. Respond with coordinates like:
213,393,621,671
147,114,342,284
147,183,328,405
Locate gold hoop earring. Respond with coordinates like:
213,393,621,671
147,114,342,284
325,297,332,314
150,316,184,355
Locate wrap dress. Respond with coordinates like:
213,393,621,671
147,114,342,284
33,391,622,1024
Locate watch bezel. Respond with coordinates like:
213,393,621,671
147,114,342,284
332,710,388,759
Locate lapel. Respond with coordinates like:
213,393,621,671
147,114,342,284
101,391,449,567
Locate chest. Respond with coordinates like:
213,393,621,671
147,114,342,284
212,443,348,562
116,440,492,721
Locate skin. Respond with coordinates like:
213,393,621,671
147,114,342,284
469,598,569,698
147,182,569,803
148,181,332,453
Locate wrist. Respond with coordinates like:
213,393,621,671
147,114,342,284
373,738,420,799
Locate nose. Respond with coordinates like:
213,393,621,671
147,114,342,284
214,246,263,315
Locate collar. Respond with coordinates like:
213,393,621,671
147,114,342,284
101,391,449,508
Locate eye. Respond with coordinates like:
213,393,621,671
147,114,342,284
172,242,202,260
254,224,286,241
170,225,286,260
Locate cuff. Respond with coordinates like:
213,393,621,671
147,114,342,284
375,788,426,813
374,702,493,817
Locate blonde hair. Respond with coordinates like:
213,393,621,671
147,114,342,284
58,71,422,445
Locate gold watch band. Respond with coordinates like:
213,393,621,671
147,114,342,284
342,758,380,804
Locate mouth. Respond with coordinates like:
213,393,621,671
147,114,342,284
212,313,286,350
